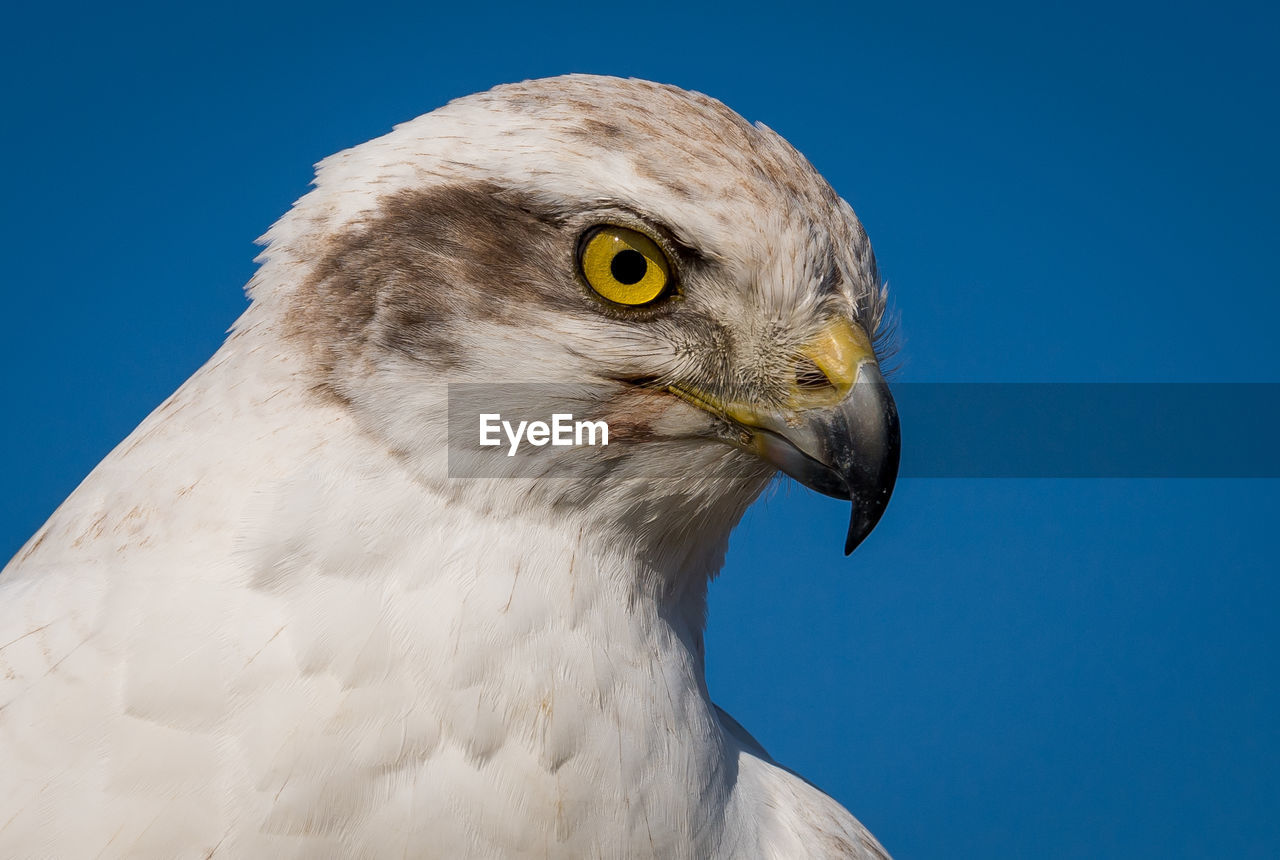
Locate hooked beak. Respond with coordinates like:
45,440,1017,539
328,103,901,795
671,318,900,555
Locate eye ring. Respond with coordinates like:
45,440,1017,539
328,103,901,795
578,225,674,307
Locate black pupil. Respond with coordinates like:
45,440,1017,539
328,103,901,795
610,249,648,285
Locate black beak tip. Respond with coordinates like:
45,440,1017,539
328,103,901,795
843,504,876,556
843,482,895,556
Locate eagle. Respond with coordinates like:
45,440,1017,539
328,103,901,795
0,76,900,858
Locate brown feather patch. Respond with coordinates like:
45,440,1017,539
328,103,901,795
283,182,581,394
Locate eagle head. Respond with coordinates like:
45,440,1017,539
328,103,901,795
246,74,899,571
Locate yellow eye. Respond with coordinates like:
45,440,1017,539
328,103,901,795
579,226,672,306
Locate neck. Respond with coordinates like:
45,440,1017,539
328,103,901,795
235,431,736,852
28,327,751,853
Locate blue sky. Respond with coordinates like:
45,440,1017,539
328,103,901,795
2,1,1277,856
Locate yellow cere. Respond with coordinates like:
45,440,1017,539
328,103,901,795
580,226,671,306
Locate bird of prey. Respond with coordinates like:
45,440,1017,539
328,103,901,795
0,76,899,858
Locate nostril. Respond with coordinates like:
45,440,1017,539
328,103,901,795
794,356,836,392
